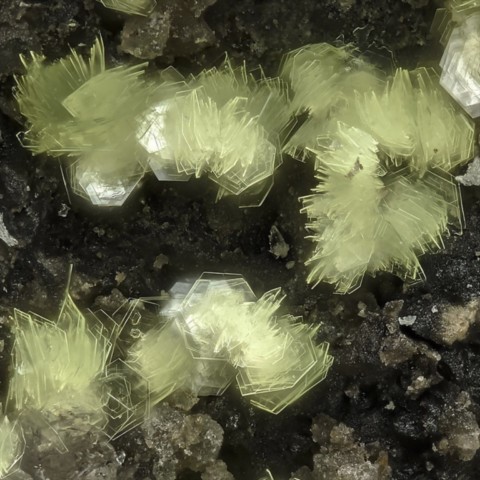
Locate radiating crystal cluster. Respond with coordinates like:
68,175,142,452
15,38,153,207
301,124,463,293
6,287,152,443
4,274,331,462
280,43,382,159
8,292,116,421
352,68,474,173
136,62,290,206
282,44,474,293
16,39,290,207
126,273,333,414
438,6,480,117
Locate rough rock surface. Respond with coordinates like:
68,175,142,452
142,405,225,479
292,415,391,480
120,0,217,60
435,391,480,462
20,413,118,480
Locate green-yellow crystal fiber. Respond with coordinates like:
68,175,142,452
301,123,464,293
281,43,474,292
178,287,287,368
281,43,381,159
125,274,333,414
450,0,480,16
97,0,157,16
126,321,195,406
351,68,474,174
15,37,153,177
15,37,106,155
14,36,161,205
283,45,473,172
8,293,113,422
148,60,291,201
177,274,333,413
0,417,22,478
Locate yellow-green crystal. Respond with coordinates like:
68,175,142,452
281,43,381,159
352,68,474,174
0,417,22,478
98,0,157,16
302,123,464,293
8,293,113,423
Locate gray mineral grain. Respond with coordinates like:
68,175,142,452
21,413,118,480
435,392,480,461
143,404,224,478
120,0,216,59
308,415,391,480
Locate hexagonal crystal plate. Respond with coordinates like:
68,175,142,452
176,273,256,360
137,101,192,182
70,160,145,207
440,13,480,118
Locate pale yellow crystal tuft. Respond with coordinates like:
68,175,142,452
353,68,474,173
302,123,464,293
8,293,114,423
98,0,156,16
281,43,381,159
0,417,23,478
